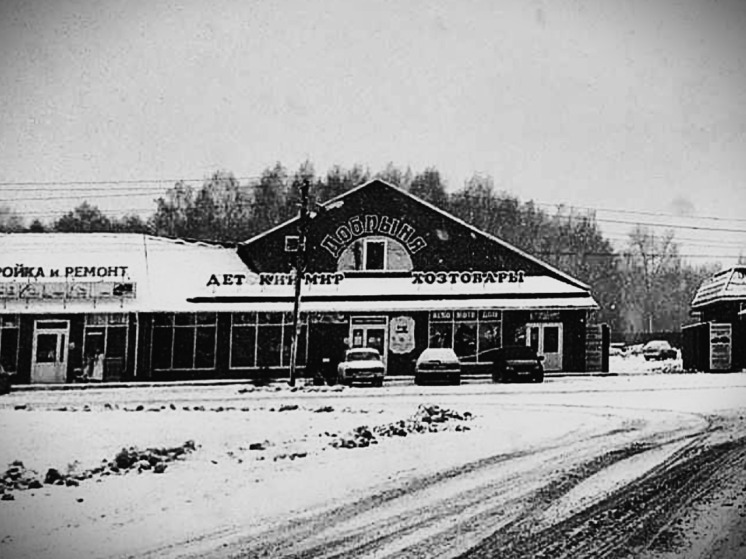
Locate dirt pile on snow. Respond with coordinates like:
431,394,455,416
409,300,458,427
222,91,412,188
0,440,197,500
330,404,473,449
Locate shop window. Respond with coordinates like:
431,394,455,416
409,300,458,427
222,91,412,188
478,321,502,358
173,328,196,369
428,311,502,362
84,314,129,379
231,324,256,368
151,313,216,370
0,315,20,373
429,323,453,348
152,327,173,370
230,312,309,369
454,322,478,362
257,325,282,367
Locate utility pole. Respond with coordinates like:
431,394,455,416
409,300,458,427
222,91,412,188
288,176,310,386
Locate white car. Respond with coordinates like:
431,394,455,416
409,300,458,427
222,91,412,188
337,348,385,387
414,348,461,386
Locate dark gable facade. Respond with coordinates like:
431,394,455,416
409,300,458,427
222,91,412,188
234,179,601,376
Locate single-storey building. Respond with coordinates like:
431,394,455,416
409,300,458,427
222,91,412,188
0,180,605,384
683,266,746,372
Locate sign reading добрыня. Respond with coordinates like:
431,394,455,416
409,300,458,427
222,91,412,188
320,214,427,258
205,270,527,287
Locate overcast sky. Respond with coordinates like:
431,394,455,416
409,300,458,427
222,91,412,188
1,0,745,265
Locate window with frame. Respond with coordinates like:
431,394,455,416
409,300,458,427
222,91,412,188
84,314,129,377
0,315,20,373
230,312,308,369
151,313,216,370
428,310,502,362
364,239,386,270
337,237,413,272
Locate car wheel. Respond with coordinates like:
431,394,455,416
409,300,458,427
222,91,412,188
452,375,461,386
414,375,422,386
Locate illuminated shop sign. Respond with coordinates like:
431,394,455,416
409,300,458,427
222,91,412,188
320,214,427,258
0,281,136,300
411,270,525,284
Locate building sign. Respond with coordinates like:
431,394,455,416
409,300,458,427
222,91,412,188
585,324,604,372
709,323,732,371
412,270,525,284
0,264,130,279
529,310,561,321
480,310,501,321
389,316,415,354
320,214,427,258
205,272,345,287
0,281,136,300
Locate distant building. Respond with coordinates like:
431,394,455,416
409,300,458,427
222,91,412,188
0,180,606,384
682,266,746,372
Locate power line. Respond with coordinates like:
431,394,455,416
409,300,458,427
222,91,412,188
0,176,263,187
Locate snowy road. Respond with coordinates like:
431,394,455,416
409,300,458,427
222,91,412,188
1,372,745,559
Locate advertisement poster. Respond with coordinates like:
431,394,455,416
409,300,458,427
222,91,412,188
389,316,415,354
709,323,732,371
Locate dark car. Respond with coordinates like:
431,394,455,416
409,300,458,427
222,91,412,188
642,340,678,361
489,346,544,383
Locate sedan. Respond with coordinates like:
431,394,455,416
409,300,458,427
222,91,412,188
337,347,385,387
489,345,544,383
642,340,678,361
415,348,461,386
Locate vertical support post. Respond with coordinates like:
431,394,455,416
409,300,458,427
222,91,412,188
288,176,310,386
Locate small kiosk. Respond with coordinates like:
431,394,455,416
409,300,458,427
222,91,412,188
683,266,746,372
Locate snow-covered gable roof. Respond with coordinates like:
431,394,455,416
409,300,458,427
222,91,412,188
241,179,592,292
691,266,746,309
0,233,254,313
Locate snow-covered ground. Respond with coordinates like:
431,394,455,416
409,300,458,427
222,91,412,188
1,370,745,559
608,352,685,375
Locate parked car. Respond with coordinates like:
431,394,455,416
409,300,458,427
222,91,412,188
414,348,461,385
337,347,385,386
642,340,678,361
488,345,544,383
609,343,627,357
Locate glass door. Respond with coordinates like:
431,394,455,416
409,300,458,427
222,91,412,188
31,320,70,383
525,322,563,371
350,317,388,368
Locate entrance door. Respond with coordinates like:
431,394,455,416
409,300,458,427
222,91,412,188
350,317,388,367
31,320,70,383
526,322,563,371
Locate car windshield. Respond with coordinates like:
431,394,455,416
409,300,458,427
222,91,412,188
501,346,537,359
645,341,669,350
347,350,379,361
